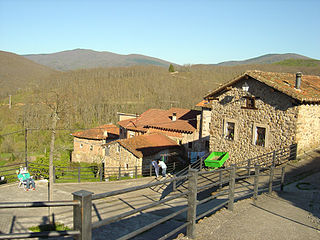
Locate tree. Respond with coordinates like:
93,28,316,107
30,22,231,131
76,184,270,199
44,90,71,223
168,64,175,73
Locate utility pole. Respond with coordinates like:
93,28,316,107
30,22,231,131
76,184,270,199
9,95,12,109
25,128,28,168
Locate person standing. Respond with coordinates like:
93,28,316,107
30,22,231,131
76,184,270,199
151,160,159,178
158,160,167,177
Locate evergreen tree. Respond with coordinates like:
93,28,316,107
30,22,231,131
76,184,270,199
168,64,175,72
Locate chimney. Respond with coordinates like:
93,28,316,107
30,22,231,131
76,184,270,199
172,112,177,121
295,72,302,89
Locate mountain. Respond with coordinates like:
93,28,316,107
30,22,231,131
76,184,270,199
23,49,175,71
217,53,312,66
0,50,58,98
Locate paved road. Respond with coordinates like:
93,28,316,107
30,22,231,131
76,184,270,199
1,146,319,239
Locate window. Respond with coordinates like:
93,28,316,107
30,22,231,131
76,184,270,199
225,122,235,140
105,147,109,156
242,96,257,109
253,124,268,147
255,127,266,146
224,119,237,141
90,145,93,151
80,143,83,149
117,145,121,152
125,163,129,170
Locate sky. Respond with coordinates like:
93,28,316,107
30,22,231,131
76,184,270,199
0,0,319,65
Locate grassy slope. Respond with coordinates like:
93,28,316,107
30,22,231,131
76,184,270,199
274,58,320,67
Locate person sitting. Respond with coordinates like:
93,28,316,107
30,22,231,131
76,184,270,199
18,168,36,191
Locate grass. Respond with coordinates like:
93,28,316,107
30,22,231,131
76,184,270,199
29,222,71,232
274,59,320,67
0,159,7,167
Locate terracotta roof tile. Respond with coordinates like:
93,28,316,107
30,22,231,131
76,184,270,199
109,133,179,158
205,70,320,102
118,108,200,133
72,124,119,140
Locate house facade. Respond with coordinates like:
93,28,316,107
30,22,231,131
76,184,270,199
72,124,119,163
103,133,181,176
204,70,320,165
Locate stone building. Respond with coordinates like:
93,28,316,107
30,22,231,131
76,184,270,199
196,100,212,152
72,124,119,163
117,108,203,156
103,133,180,176
203,70,320,165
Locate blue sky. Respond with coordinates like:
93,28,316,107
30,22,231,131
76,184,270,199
0,0,319,64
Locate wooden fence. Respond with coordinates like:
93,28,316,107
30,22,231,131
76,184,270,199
0,161,183,184
0,162,287,239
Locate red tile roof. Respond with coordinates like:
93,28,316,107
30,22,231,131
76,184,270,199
204,70,320,103
72,124,119,140
118,108,200,133
109,133,179,158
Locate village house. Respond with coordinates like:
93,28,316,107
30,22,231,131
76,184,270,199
103,133,180,176
117,107,206,160
71,124,119,163
203,70,320,165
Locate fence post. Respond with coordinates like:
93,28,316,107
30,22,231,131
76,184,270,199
78,167,81,183
219,171,222,191
99,166,103,182
268,166,275,194
186,169,198,239
228,165,236,211
53,166,56,183
173,162,176,172
247,159,251,176
73,190,93,240
253,165,260,204
272,150,276,166
135,166,138,179
118,167,121,180
173,174,177,192
280,166,286,191
149,165,152,177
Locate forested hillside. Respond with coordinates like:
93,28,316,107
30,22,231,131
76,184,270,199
0,50,58,98
23,49,175,71
1,63,320,159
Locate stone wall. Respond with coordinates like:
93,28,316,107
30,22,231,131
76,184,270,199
104,143,142,176
199,108,211,151
209,78,299,165
72,138,104,163
296,104,320,154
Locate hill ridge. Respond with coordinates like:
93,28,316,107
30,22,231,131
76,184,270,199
23,48,175,71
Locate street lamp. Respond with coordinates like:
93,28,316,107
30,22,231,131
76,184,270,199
242,82,249,92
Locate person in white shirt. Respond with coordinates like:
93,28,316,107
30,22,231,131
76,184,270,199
157,160,167,177
151,160,159,178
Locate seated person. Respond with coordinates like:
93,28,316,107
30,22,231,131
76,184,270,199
18,168,36,191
